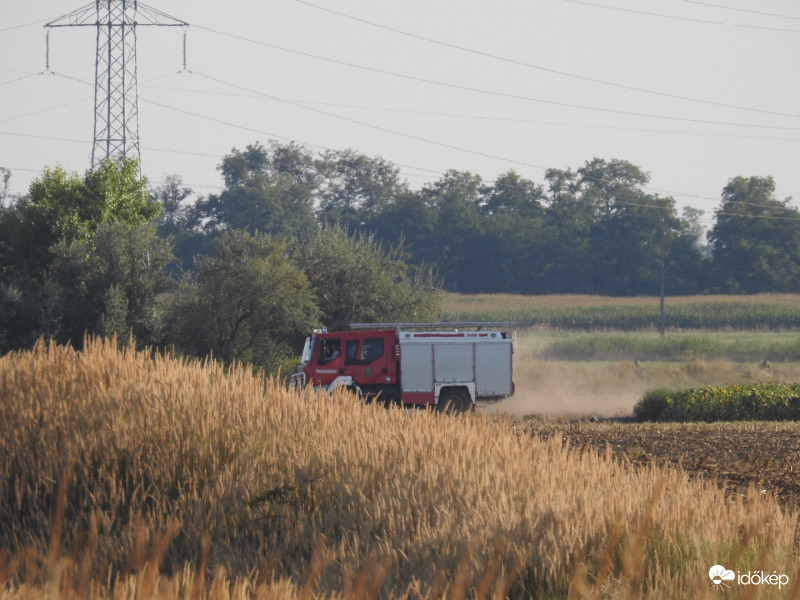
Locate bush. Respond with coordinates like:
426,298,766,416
634,383,800,422
633,388,673,421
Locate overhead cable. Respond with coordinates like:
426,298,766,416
676,0,800,21
294,0,800,119
561,0,800,33
140,82,800,143
193,24,799,131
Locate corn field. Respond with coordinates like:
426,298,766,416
0,338,798,598
441,293,800,330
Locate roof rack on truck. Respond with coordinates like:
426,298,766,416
348,322,517,331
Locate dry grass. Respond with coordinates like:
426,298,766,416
1,338,799,598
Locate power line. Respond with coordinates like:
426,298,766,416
140,82,800,143
139,94,474,177
140,96,307,146
16,47,794,219
0,131,226,160
12,75,792,214
293,0,800,120
0,72,43,87
192,70,552,172
145,74,795,211
560,0,800,33
193,24,799,131
676,0,800,22
0,18,49,34
0,95,90,124
0,131,88,144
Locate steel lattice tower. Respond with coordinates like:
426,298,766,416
46,1,187,168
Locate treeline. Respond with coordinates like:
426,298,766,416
2,141,799,363
0,159,441,368
162,141,800,296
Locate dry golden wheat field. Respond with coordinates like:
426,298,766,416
1,337,800,599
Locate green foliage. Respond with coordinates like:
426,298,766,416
193,142,317,238
634,383,800,422
632,388,675,421
316,148,405,229
709,176,800,293
0,159,158,280
365,157,706,294
0,222,173,352
48,222,174,348
0,161,168,353
150,175,206,273
166,230,318,369
542,333,800,362
294,224,443,331
0,277,59,351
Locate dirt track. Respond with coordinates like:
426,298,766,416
521,419,800,513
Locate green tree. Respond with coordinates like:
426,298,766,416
0,160,168,352
152,174,193,233
166,231,318,369
539,167,594,293
578,157,650,218
193,142,317,238
46,221,174,348
315,149,406,229
709,176,800,292
151,175,209,273
475,171,546,293
0,221,173,352
294,224,442,331
578,159,704,295
369,189,438,260
0,167,10,206
0,159,159,281
0,276,59,352
417,170,484,291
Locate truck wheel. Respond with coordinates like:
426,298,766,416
436,388,473,414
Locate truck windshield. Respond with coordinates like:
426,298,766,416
301,337,314,363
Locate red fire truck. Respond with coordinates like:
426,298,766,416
290,322,515,412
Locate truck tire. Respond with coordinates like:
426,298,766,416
436,388,473,414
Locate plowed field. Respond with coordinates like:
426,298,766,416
523,420,800,512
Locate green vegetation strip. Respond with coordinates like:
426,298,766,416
442,302,800,331
542,334,800,362
634,383,800,422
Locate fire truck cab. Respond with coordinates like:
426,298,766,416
291,322,515,412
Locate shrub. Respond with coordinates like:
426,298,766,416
635,383,800,422
633,388,673,421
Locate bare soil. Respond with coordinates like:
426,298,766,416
521,419,800,513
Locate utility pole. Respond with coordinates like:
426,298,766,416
658,214,666,336
45,1,188,169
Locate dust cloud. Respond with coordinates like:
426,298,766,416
479,384,645,419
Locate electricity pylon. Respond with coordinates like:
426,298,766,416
46,1,187,169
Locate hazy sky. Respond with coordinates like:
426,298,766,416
2,0,799,229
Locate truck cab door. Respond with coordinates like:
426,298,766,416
311,337,344,387
345,333,396,387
